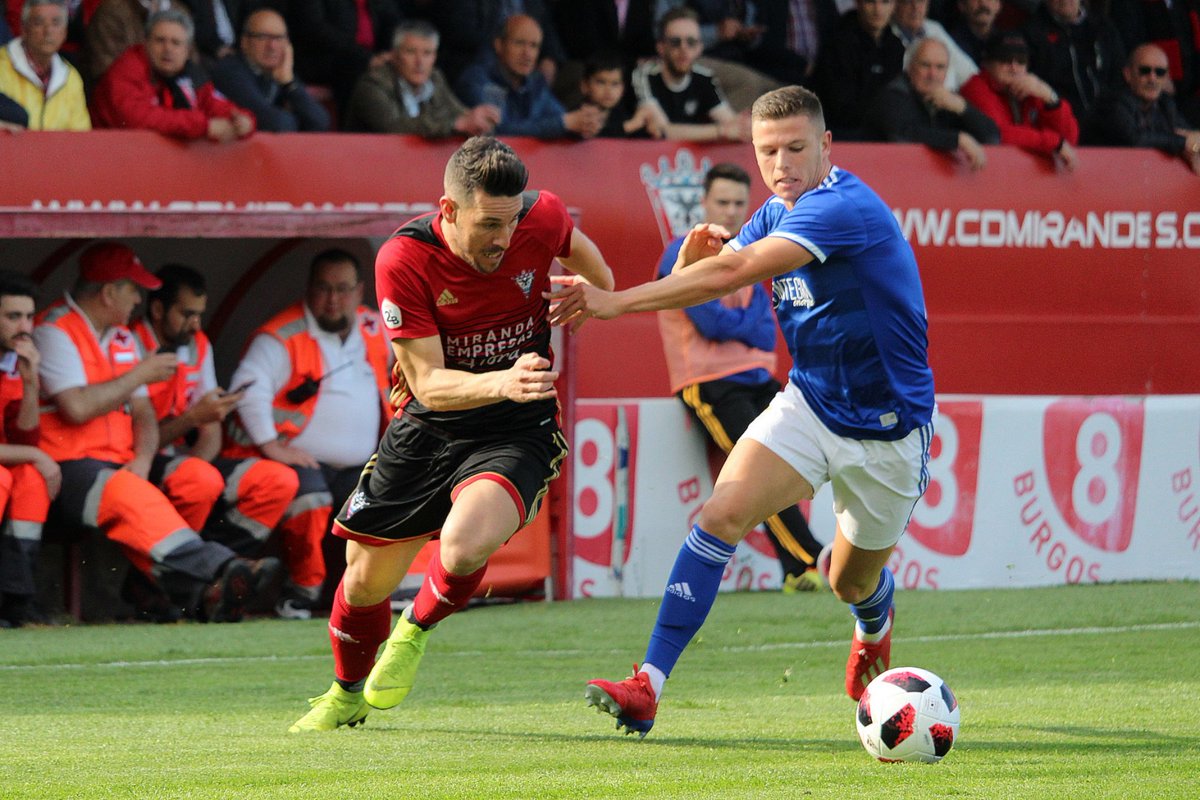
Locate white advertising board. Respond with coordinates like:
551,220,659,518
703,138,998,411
570,396,1200,598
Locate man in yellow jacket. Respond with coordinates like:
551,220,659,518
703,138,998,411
0,0,90,130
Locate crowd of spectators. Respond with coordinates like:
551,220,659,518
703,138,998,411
0,0,1197,169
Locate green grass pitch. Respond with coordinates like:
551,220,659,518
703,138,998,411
2,581,1197,799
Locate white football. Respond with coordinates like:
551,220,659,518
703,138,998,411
855,666,960,763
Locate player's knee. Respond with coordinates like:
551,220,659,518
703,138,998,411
828,570,874,604
697,498,753,545
437,540,489,575
340,561,391,606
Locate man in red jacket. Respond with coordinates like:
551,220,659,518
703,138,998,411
91,8,254,141
960,30,1080,170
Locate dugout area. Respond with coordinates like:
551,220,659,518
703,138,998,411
3,131,1198,616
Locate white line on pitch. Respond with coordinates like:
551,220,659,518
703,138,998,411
2,620,1197,672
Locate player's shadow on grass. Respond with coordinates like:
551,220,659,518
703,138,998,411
967,723,1198,750
382,726,859,752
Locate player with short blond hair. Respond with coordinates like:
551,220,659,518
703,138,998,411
551,85,935,735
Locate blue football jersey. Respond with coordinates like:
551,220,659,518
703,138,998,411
730,166,934,440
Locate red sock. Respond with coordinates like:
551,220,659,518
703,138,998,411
409,551,486,628
328,579,392,684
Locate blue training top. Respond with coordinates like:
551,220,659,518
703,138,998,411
729,166,934,441
656,236,775,386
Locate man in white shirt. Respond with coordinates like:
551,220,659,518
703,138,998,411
891,0,978,90
224,249,392,618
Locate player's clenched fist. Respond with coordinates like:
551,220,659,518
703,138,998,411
500,352,559,403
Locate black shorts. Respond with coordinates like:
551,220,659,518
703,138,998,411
333,413,568,545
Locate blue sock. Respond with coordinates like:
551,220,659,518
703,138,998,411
643,525,736,677
850,568,895,635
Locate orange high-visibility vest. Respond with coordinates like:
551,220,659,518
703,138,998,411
223,303,391,457
36,301,141,463
656,285,778,395
0,367,38,447
132,320,210,424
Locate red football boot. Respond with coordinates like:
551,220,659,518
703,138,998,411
846,606,894,700
585,665,659,738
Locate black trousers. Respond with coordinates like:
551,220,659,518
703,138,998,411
678,378,824,576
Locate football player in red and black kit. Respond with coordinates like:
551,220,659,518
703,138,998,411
290,136,615,732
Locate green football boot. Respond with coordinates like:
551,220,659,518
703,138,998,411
288,682,369,733
363,609,434,710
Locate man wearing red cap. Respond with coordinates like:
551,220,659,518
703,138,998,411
33,241,278,622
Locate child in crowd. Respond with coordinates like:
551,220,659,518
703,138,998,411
576,52,656,138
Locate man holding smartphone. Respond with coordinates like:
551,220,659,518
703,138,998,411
132,264,299,618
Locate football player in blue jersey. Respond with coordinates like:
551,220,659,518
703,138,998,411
550,84,935,737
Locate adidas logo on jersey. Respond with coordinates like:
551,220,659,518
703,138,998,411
437,289,458,306
665,582,696,602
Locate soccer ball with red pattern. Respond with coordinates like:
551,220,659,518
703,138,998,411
855,666,960,763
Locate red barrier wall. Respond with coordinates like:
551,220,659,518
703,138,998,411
1,131,1197,396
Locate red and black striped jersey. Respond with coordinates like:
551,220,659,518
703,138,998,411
375,189,573,435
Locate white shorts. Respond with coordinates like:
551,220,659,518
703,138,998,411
742,381,933,551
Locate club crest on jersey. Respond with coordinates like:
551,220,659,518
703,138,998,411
640,149,712,246
513,270,535,299
380,299,402,329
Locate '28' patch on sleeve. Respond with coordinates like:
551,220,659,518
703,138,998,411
380,298,403,330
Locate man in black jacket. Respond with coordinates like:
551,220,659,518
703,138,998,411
288,0,402,113
814,0,905,140
1088,43,1200,174
211,7,330,132
1023,0,1124,120
865,37,999,169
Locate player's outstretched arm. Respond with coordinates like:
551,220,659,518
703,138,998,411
548,235,810,331
395,338,559,411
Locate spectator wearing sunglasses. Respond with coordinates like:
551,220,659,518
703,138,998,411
630,6,750,141
1088,43,1200,175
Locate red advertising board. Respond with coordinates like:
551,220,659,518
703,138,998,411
1,132,1196,399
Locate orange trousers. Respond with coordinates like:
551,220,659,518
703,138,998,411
276,464,336,595
0,463,51,597
56,459,228,580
